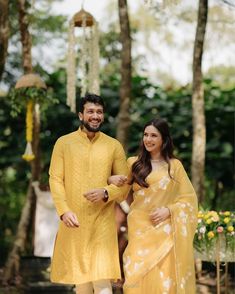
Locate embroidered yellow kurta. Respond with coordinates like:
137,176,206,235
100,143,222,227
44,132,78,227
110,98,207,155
49,128,128,284
123,157,198,294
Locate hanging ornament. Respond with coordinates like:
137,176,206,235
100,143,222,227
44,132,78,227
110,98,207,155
67,8,100,112
22,99,35,161
14,73,46,162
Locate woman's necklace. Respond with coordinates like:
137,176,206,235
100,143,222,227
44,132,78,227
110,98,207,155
150,159,164,163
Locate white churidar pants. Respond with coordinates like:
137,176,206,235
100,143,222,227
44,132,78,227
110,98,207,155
76,279,112,294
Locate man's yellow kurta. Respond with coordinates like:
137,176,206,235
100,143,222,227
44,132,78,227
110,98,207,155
49,128,128,285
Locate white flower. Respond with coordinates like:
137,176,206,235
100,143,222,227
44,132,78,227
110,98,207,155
144,197,151,204
199,226,206,234
137,189,145,196
159,176,170,190
179,211,186,218
163,277,172,290
136,229,143,236
137,249,149,256
179,211,187,223
133,261,144,271
181,226,187,236
123,256,131,268
163,224,172,235
180,277,186,289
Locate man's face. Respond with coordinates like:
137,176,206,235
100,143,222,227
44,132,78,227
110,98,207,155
79,102,104,132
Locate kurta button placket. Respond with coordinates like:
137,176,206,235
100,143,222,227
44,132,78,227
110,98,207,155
88,143,92,179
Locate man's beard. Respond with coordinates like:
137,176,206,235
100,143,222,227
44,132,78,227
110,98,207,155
81,120,102,132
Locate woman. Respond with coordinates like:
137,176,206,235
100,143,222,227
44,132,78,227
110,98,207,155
109,118,198,294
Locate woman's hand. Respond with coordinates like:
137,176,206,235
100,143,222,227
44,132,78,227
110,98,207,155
149,207,170,226
108,175,127,187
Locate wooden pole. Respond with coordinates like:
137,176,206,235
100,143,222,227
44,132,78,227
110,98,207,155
224,262,228,294
216,237,221,294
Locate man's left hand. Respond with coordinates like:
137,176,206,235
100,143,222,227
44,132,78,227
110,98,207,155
84,188,106,203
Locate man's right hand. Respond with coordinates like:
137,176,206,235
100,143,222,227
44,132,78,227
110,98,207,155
61,211,80,228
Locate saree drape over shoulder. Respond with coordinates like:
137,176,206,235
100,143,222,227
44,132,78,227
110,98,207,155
123,157,198,294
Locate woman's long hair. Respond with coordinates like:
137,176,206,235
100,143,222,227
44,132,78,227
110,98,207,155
131,118,175,188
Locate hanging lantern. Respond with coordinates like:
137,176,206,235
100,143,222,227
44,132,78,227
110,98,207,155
15,73,46,89
67,8,100,112
15,73,46,162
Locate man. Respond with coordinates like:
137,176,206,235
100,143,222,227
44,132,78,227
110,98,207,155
49,93,129,294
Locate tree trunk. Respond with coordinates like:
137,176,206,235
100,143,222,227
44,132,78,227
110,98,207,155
191,0,208,203
3,105,41,285
18,0,33,74
117,0,132,151
0,0,9,80
3,1,41,285
2,184,34,285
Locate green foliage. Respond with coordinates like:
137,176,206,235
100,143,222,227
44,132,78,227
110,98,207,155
0,167,28,265
9,87,58,117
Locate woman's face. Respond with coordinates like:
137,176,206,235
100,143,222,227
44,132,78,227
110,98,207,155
143,125,163,155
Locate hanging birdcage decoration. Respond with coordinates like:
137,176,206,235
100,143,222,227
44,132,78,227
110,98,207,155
67,8,100,112
14,73,46,161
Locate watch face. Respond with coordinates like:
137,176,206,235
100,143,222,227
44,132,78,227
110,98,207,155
104,189,109,199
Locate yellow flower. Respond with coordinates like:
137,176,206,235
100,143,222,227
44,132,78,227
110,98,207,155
26,100,34,142
224,217,230,224
207,231,215,239
212,216,219,222
224,211,231,216
22,141,35,162
209,211,219,222
227,226,234,232
204,213,210,220
198,212,204,218
22,100,35,162
206,219,212,224
22,153,35,162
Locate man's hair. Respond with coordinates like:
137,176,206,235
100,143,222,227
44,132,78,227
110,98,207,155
79,93,105,113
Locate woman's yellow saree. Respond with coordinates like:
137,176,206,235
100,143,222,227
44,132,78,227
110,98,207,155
123,157,198,294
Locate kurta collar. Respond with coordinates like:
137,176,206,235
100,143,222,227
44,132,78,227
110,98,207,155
77,127,101,143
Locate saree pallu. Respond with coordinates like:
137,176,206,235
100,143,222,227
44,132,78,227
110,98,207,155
123,158,198,294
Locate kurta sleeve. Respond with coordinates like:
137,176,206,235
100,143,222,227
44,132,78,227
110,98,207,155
104,142,130,202
49,139,70,217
